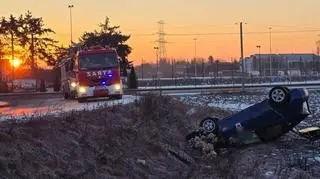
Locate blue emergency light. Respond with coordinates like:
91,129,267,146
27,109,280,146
107,71,113,78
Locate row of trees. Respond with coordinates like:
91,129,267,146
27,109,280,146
135,58,240,78
0,11,57,76
79,17,132,70
0,12,134,78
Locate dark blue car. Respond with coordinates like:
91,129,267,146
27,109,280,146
188,87,316,146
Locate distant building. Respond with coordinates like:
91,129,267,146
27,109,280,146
242,53,320,76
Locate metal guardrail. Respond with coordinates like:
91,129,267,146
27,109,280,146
0,92,62,97
1,82,320,97
125,83,320,92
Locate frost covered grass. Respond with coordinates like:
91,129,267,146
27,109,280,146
0,94,232,178
0,94,319,178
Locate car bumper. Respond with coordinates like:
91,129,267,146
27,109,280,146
77,84,123,98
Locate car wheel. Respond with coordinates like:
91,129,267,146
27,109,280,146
199,117,219,134
269,86,290,105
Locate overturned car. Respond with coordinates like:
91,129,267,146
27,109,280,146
187,87,320,148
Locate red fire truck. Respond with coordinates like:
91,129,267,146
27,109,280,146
60,46,123,102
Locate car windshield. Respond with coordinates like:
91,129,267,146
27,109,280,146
78,52,118,70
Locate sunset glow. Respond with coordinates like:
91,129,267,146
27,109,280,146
10,58,21,68
1,0,320,65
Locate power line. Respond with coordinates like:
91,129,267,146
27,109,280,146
131,29,320,37
165,23,235,29
166,29,320,36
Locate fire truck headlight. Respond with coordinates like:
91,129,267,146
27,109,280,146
79,87,87,94
71,82,77,88
114,84,121,91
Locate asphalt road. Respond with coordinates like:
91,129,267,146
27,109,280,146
0,89,236,118
0,94,138,118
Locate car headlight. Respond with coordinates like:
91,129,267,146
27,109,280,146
71,82,77,88
114,84,121,91
79,87,86,94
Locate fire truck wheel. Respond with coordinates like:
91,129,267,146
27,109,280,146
63,92,69,99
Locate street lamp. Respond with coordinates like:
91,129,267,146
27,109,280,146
68,5,74,46
269,26,272,76
193,38,197,77
154,47,159,86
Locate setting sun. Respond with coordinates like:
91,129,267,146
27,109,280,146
10,58,22,68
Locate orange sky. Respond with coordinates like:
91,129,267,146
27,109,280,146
1,0,320,65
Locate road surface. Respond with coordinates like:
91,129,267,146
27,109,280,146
0,94,138,119
0,89,228,119
1,84,319,119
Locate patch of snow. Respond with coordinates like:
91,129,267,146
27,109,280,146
314,156,320,162
186,108,197,116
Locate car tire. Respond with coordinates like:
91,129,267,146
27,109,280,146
199,117,219,134
269,86,290,105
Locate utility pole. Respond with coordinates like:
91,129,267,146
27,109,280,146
68,5,74,46
269,27,272,76
202,58,205,78
232,59,236,85
239,22,245,91
171,59,174,79
193,38,197,77
216,60,219,80
193,38,197,86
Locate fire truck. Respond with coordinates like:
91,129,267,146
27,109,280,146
60,46,123,102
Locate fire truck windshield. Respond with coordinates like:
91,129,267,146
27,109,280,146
78,52,118,70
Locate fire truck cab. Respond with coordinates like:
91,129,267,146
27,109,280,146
60,46,123,102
